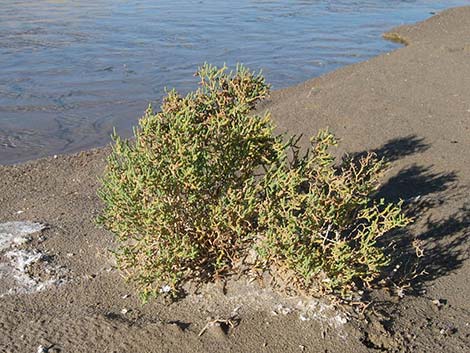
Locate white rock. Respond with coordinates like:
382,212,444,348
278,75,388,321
37,345,48,353
160,284,171,293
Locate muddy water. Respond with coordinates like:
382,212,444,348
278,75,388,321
1,0,468,164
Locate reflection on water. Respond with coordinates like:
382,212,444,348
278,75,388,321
0,0,468,164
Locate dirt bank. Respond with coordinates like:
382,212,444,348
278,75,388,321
1,6,469,353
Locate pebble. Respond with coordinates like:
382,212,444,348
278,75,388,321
160,285,171,293
37,345,48,353
432,299,446,310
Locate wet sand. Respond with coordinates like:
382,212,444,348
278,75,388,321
1,6,469,353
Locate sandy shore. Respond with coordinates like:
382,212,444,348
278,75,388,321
1,6,469,353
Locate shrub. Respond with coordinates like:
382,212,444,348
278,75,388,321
98,64,278,299
255,131,411,295
98,64,411,300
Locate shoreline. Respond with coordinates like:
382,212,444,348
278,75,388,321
1,6,470,353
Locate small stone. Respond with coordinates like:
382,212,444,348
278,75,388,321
121,308,129,315
432,299,446,310
160,284,171,293
37,345,48,353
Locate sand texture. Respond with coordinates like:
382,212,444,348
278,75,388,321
1,6,469,353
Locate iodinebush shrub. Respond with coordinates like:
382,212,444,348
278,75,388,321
256,131,410,294
98,64,410,300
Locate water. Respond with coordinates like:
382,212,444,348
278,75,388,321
1,0,469,164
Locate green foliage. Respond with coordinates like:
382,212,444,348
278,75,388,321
98,64,276,299
256,131,411,294
98,64,411,300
